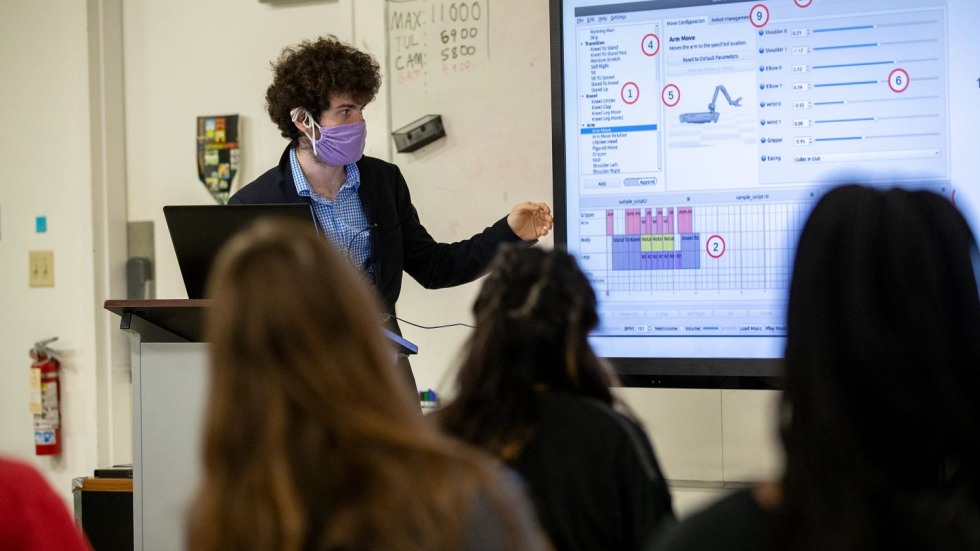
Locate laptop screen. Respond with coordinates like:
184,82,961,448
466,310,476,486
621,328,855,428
163,204,314,299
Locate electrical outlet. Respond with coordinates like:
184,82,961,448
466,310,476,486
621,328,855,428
29,250,54,287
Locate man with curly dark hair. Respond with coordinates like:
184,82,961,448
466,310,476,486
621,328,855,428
230,36,553,389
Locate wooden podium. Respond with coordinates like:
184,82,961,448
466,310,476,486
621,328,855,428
105,299,416,551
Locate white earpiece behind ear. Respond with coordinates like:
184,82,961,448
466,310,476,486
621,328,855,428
289,107,313,128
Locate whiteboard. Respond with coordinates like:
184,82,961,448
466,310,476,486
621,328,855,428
383,0,554,392
385,0,554,226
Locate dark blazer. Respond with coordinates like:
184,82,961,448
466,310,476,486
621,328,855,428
230,148,523,316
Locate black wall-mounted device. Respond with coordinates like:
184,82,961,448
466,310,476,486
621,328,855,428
392,115,446,153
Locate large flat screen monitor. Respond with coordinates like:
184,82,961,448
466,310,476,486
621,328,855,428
550,0,980,388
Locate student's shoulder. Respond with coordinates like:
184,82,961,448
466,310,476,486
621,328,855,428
463,466,550,551
535,393,645,447
0,457,46,491
0,457,61,509
542,392,629,427
650,489,771,551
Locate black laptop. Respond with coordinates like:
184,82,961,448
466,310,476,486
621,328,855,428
162,203,417,355
163,204,314,299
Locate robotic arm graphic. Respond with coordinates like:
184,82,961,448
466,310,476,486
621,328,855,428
680,85,742,124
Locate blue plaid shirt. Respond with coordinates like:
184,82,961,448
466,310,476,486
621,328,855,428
289,148,374,278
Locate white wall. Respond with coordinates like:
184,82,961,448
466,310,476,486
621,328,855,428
618,388,782,516
0,0,102,502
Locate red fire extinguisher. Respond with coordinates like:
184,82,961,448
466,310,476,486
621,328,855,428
29,337,61,456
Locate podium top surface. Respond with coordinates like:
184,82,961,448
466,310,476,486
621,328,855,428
103,299,417,354
104,299,209,342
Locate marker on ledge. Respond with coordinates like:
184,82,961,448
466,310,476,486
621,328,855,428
419,389,440,410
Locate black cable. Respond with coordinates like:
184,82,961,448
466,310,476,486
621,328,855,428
345,222,378,261
386,314,474,330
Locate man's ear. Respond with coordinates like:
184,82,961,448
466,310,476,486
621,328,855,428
294,116,321,141
290,107,316,137
293,118,311,136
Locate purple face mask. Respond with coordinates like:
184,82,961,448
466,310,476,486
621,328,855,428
292,108,366,166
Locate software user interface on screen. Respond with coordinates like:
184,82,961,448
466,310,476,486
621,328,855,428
555,0,980,376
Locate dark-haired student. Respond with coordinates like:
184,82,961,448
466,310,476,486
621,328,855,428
187,218,549,551
229,35,553,390
650,184,980,551
436,246,675,551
